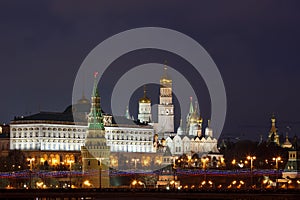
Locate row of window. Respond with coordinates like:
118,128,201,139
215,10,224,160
108,141,152,145
11,127,85,132
11,132,85,139
12,143,82,151
106,130,153,135
106,135,152,141
110,145,152,152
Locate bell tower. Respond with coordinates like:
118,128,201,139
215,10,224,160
157,66,174,135
81,72,110,188
267,114,280,146
138,85,152,123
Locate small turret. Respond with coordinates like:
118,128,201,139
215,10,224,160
125,106,131,120
177,119,184,135
205,120,213,138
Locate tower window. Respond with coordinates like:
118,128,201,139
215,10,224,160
88,160,90,166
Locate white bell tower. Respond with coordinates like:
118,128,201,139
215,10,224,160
138,85,152,123
158,66,174,134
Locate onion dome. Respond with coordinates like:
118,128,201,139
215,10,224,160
197,116,203,123
139,85,151,103
77,94,90,104
189,112,198,123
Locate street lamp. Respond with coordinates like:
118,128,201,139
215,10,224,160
27,158,35,189
97,158,105,189
201,157,209,185
132,158,140,170
273,156,281,189
272,157,281,170
201,157,209,170
247,156,256,187
68,160,74,188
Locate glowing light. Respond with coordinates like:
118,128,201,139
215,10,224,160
231,159,236,165
36,181,44,188
132,180,137,186
83,180,91,187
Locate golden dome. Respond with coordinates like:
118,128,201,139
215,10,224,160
77,95,90,104
160,66,172,83
197,116,203,123
139,97,151,103
139,85,151,103
189,112,198,123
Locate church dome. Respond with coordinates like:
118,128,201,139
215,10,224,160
139,96,151,103
197,116,203,123
77,94,90,105
189,112,198,123
139,85,151,103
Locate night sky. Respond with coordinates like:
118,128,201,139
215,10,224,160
1,1,300,141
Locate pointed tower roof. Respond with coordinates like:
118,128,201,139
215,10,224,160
190,101,200,123
92,72,100,97
177,118,184,135
125,106,131,119
88,72,104,130
189,96,194,114
160,62,172,83
270,114,277,133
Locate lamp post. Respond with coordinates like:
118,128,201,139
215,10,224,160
273,156,281,189
68,160,74,188
172,156,178,190
247,156,256,187
131,158,140,183
201,157,209,185
132,158,139,170
97,158,105,189
27,158,35,189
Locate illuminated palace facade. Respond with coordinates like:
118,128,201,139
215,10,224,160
9,68,222,169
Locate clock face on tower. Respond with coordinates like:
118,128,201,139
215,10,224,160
165,109,169,115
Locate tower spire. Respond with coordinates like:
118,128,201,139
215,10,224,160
92,71,100,97
194,101,199,115
189,97,194,114
143,85,147,98
88,72,104,130
125,106,130,119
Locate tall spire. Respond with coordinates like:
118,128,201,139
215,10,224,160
194,101,199,115
92,71,100,97
88,72,104,130
125,106,130,119
189,96,194,114
143,85,147,98
161,61,170,81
